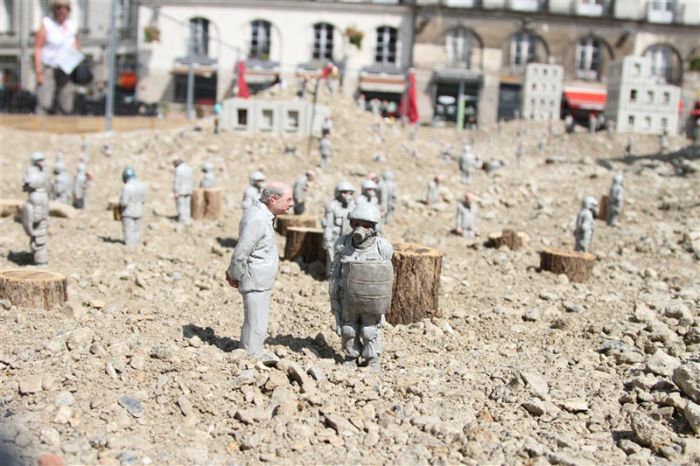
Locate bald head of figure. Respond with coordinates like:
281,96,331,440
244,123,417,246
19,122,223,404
260,181,293,216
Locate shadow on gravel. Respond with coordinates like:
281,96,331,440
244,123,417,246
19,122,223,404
6,251,33,266
98,235,124,244
598,144,699,172
216,237,238,249
182,324,239,352
267,333,343,362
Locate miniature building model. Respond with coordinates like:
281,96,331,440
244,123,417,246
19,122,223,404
605,56,681,135
521,63,563,120
221,99,328,136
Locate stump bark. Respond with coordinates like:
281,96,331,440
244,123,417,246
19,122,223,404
488,229,529,251
284,227,325,263
539,248,596,283
597,195,609,221
191,188,222,220
0,269,67,310
275,214,318,236
107,198,121,221
387,243,443,325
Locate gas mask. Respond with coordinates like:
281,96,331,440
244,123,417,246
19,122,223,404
351,226,374,247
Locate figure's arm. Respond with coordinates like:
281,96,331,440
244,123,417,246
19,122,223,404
226,215,263,283
21,204,34,236
455,206,463,233
322,206,334,244
34,24,46,85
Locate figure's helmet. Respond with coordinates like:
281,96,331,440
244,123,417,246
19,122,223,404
383,170,394,181
613,173,623,185
582,196,598,210
122,166,136,182
53,162,65,174
348,202,381,225
31,152,45,165
361,179,378,194
76,162,86,173
249,170,266,185
202,162,214,173
334,181,355,197
23,172,45,191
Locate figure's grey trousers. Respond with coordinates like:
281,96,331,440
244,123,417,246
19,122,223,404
31,235,48,265
176,195,191,223
240,290,272,357
122,216,140,247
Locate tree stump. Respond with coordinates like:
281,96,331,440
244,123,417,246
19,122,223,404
597,195,609,221
387,243,443,325
275,214,318,236
191,188,222,220
0,269,67,310
488,229,529,251
539,248,596,283
0,199,23,218
284,227,325,263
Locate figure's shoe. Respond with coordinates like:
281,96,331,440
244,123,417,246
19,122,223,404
342,356,359,367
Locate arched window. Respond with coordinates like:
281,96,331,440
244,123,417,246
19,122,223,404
250,20,271,60
375,26,397,65
576,37,602,80
645,45,677,83
510,32,537,69
313,23,334,61
446,28,472,69
190,17,209,57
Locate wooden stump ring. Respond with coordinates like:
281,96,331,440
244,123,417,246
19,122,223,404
0,269,67,310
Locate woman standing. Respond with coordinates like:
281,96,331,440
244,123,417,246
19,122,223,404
34,0,80,115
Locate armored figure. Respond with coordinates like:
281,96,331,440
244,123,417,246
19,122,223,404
425,175,442,206
379,171,397,224
358,179,379,206
322,181,356,277
242,171,266,210
52,161,72,204
455,193,478,239
320,134,331,168
72,162,91,209
173,159,193,223
607,174,624,227
292,170,316,215
25,152,51,195
659,129,669,154
119,167,146,247
199,162,216,189
21,173,50,265
459,145,479,185
574,196,598,252
329,203,393,370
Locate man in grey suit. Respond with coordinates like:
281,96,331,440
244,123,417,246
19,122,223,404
226,182,293,357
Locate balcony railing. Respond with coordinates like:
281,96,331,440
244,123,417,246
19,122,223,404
647,3,675,24
575,1,603,16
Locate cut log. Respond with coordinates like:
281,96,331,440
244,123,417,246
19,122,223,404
488,229,529,251
191,188,222,220
0,199,23,218
387,243,443,325
0,268,67,310
284,227,325,263
48,201,78,219
597,195,609,221
275,214,318,236
107,198,121,221
539,248,596,283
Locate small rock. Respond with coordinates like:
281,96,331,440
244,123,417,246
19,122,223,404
18,375,43,394
522,309,540,322
118,395,144,418
55,390,75,407
40,427,61,446
673,362,700,404
66,328,94,352
684,401,700,434
88,300,105,309
560,399,588,413
646,350,680,377
324,413,360,436
129,356,145,370
53,406,73,424
37,453,65,466
234,407,272,424
630,412,675,452
364,429,380,447
522,400,546,417
177,396,194,417
520,372,549,397
306,365,325,382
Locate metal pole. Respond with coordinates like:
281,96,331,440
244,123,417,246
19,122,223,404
186,21,195,121
105,0,117,130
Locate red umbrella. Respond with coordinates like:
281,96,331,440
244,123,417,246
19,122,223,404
399,69,419,124
237,60,250,98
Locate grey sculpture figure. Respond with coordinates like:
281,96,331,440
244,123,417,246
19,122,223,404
425,175,442,206
659,129,669,154
574,196,598,253
358,179,379,206
72,162,90,209
322,181,356,277
321,116,333,137
52,161,72,204
21,173,49,266
119,167,146,247
242,171,266,210
329,202,393,370
25,152,51,195
455,193,478,239
607,174,624,227
379,171,397,224
172,159,193,223
320,134,331,168
292,170,316,215
459,145,479,184
199,162,216,189
226,182,293,357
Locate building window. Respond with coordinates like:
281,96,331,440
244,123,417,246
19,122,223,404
312,23,334,61
630,89,637,102
510,32,537,69
190,17,209,57
662,91,670,104
446,28,471,69
575,37,602,80
661,117,668,129
646,45,674,83
250,20,271,60
1,0,14,33
116,0,132,31
646,90,653,103
375,26,398,65
628,115,634,126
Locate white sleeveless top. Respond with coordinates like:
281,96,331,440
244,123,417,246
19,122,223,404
41,16,78,67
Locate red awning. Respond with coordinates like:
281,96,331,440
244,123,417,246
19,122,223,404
564,88,607,111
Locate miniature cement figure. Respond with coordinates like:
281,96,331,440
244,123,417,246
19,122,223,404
455,193,478,239
173,159,193,223
25,152,51,195
119,167,146,247
574,196,598,253
321,116,333,137
607,173,624,227
226,182,293,357
459,145,479,184
242,171,266,210
565,114,575,134
588,113,597,134
322,181,356,277
320,134,331,168
72,162,91,209
292,170,316,215
425,175,442,206
52,161,72,204
199,162,215,189
379,171,397,224
329,202,393,370
21,172,49,266
358,179,379,206
659,129,669,154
